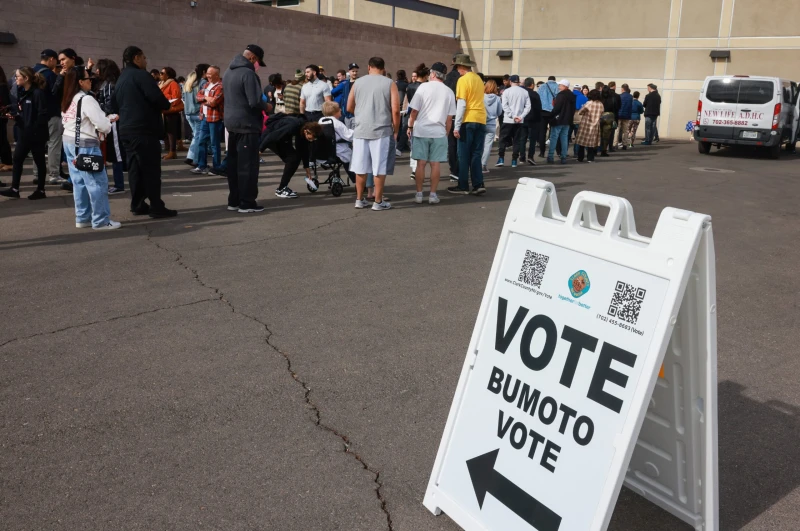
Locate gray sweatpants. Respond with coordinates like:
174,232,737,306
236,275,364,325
46,116,63,177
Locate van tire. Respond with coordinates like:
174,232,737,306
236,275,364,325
698,141,712,154
768,143,781,159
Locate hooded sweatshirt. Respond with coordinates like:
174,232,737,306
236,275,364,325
483,93,503,128
537,80,559,113
222,54,267,134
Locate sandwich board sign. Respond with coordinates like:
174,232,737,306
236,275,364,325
423,178,718,531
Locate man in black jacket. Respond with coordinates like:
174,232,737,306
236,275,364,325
522,77,542,165
547,79,576,164
112,46,176,218
222,44,268,212
607,81,622,152
444,55,461,181
642,83,661,145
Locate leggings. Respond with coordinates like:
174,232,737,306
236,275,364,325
163,113,181,152
12,134,47,190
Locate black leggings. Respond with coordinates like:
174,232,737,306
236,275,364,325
273,138,301,189
12,134,47,190
0,119,12,165
577,145,595,162
163,114,181,152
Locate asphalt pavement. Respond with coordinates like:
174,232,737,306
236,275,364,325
1,140,799,531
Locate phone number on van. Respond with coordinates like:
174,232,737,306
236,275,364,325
710,119,750,126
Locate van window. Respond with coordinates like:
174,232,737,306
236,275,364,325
706,80,739,104
737,81,774,105
782,83,792,104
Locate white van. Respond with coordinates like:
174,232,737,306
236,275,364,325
694,75,799,158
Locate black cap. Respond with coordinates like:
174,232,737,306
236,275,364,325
431,62,447,74
41,49,58,59
348,63,359,70
245,44,266,67
509,74,520,83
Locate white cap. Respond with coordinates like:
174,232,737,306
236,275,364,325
559,79,570,87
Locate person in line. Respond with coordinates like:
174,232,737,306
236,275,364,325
111,45,176,218
283,70,304,116
319,100,354,171
222,44,269,211
158,67,183,160
407,64,428,181
32,49,65,184
346,56,399,211
149,69,160,82
60,66,121,230
628,91,644,147
642,83,661,145
96,59,126,194
182,64,209,168
268,73,285,114
571,83,588,157
0,67,49,199
0,66,13,175
575,89,603,163
406,61,455,205
331,63,358,128
495,74,530,168
192,65,225,176
258,114,319,199
536,76,559,158
617,83,633,150
606,81,622,152
448,53,486,196
521,77,542,165
300,64,331,122
481,79,502,174
444,54,461,181
599,85,617,157
395,69,410,153
547,79,576,165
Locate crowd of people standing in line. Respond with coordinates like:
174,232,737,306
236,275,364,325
0,44,666,225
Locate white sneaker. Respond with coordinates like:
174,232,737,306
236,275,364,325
304,176,318,191
429,194,440,204
49,175,66,184
414,192,423,204
76,221,92,228
395,149,402,157
545,139,550,145
190,167,208,175
93,220,122,231
449,173,459,182
371,200,392,211
354,198,370,209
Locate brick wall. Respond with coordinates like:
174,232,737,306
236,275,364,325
0,0,458,81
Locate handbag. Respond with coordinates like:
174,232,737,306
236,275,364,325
73,96,104,172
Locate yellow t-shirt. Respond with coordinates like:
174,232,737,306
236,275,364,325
455,72,487,125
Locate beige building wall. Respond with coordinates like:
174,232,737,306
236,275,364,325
268,0,800,138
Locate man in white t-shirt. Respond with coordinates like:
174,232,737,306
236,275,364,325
300,64,332,122
406,62,456,204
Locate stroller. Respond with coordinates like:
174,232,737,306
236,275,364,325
307,117,353,197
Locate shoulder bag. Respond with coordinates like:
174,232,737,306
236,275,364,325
73,96,104,172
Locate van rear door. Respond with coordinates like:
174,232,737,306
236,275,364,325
734,79,776,142
697,79,738,139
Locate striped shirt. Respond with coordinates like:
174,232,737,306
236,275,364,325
283,83,302,115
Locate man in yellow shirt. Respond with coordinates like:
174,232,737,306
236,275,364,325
447,54,487,195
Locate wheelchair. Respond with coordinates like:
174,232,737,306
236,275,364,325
308,117,353,197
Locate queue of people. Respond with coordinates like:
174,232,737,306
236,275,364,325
0,44,666,223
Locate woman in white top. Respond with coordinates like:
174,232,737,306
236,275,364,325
61,65,121,230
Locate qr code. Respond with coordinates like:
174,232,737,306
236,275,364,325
518,250,549,288
608,281,646,325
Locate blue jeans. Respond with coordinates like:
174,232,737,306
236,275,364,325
457,122,484,190
548,125,570,161
63,141,111,227
645,116,658,143
112,161,124,189
195,118,225,170
186,115,206,162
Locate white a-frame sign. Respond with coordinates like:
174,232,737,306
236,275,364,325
424,178,718,531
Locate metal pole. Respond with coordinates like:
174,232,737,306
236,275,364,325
392,5,396,27
453,17,456,38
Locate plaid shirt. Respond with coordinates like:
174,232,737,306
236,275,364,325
197,81,224,123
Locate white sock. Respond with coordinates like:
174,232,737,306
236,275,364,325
430,192,438,197
415,192,423,197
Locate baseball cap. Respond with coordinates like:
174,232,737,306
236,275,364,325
245,44,266,67
509,74,520,83
558,78,570,87
573,83,581,89
41,49,58,59
348,63,359,70
430,62,447,74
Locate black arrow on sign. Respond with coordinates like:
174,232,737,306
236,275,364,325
467,449,562,531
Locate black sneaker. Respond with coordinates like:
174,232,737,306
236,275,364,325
527,157,536,166
0,188,21,198
238,204,265,213
149,208,178,218
210,167,227,177
131,205,151,215
470,186,486,196
61,181,73,192
447,186,469,195
183,158,194,166
28,189,46,200
275,187,298,199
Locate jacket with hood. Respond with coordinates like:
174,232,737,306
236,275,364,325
631,99,644,121
32,64,60,118
551,89,576,126
643,90,661,117
13,85,49,139
573,89,588,112
259,112,305,152
111,63,170,138
222,54,267,134
483,93,503,128
537,80,559,113
618,91,633,120
524,88,542,124
445,67,460,95
331,78,354,119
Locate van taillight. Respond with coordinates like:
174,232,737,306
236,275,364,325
772,103,781,130
696,100,702,126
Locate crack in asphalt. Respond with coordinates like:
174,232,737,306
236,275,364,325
0,298,216,350
143,223,394,531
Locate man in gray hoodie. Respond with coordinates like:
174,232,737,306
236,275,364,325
222,44,268,213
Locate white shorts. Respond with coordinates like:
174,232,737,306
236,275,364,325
351,137,391,176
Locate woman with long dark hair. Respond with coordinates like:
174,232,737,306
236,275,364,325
599,86,616,157
0,67,49,199
158,66,183,159
96,59,126,194
0,65,13,175
61,66,121,229
182,63,209,167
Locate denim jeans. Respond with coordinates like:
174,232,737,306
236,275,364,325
112,162,125,189
63,141,111,227
457,122,484,190
548,125,570,161
186,115,206,162
481,125,495,167
196,118,225,170
645,116,657,143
